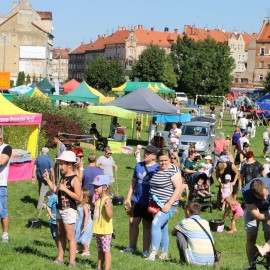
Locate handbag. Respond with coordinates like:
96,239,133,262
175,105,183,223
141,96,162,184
148,199,161,214
192,218,221,267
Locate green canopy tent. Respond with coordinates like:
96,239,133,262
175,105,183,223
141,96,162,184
37,78,55,93
49,81,99,103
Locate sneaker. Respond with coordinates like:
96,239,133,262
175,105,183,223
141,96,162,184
1,235,9,243
159,253,168,260
142,250,149,258
145,253,156,261
121,247,136,253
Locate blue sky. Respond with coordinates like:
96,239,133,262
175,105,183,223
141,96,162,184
0,0,269,49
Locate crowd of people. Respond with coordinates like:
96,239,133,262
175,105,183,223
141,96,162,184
2,99,270,270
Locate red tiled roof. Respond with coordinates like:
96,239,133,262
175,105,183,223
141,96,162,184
37,11,52,20
242,32,257,49
85,36,106,51
104,29,130,45
257,19,270,43
53,48,70,59
69,43,89,54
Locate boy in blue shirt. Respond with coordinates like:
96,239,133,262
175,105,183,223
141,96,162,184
45,191,58,246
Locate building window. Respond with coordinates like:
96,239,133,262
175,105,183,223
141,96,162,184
129,48,134,56
128,60,133,66
259,74,264,81
260,48,265,55
260,61,264,68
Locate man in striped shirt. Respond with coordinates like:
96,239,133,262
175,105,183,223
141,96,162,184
171,202,215,265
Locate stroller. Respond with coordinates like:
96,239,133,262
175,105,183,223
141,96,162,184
186,171,213,212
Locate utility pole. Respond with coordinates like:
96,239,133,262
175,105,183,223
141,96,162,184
3,36,7,72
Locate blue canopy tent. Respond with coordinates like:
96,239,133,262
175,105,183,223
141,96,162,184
8,85,33,94
256,94,270,117
154,113,192,123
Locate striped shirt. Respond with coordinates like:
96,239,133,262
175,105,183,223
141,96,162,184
149,164,179,207
175,215,215,265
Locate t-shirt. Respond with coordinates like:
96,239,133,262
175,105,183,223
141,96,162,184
242,177,270,210
34,154,54,181
240,161,264,185
238,137,250,151
46,194,57,225
169,128,181,144
57,142,66,158
150,164,179,207
175,215,215,265
82,166,104,195
184,159,198,171
132,162,159,205
214,139,227,153
0,144,12,187
97,155,115,181
238,118,249,129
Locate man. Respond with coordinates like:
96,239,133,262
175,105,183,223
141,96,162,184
171,202,215,265
263,128,270,158
240,151,264,188
54,135,66,183
242,178,270,269
230,105,237,126
32,147,55,210
0,127,12,243
82,153,104,196
122,145,159,258
169,123,181,145
238,132,250,151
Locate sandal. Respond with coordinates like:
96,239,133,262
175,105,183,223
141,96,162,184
81,251,90,256
159,253,169,260
69,263,76,267
53,259,64,265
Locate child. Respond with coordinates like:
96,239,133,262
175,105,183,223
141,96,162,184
92,175,113,270
45,191,58,247
218,109,223,129
170,138,179,154
134,144,142,163
74,189,92,256
204,155,213,179
222,196,243,234
221,174,233,211
194,175,211,197
263,157,270,176
136,116,142,139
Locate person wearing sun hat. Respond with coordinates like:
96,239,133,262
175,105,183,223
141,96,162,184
43,150,81,267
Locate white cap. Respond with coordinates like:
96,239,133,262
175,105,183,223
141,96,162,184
266,158,270,162
137,144,142,149
56,151,77,163
225,174,231,180
204,155,212,160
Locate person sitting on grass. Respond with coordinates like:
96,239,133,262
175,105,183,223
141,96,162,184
171,202,215,265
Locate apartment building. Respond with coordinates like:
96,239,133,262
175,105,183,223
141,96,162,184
0,0,53,83
52,48,69,83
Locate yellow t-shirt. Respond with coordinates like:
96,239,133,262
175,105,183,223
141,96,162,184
92,195,113,235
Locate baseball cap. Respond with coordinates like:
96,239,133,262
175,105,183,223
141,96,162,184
145,145,158,155
45,191,53,197
93,175,110,186
225,174,231,180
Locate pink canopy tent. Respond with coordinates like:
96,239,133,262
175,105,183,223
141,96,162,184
62,79,80,93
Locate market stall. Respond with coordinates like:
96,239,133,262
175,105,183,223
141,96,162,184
0,94,42,181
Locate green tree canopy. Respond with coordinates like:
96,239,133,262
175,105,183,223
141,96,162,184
16,71,25,86
264,71,270,92
83,55,126,92
171,35,235,99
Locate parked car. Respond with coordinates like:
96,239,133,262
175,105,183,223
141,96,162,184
178,116,216,156
175,92,188,104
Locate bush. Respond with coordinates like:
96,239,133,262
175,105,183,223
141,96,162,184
42,113,83,148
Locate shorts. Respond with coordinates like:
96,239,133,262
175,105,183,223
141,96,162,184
131,201,153,222
96,234,112,253
244,209,270,233
56,208,77,224
49,223,58,240
0,187,8,219
233,207,244,217
136,127,141,131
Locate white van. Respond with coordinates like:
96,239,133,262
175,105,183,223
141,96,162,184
175,92,188,104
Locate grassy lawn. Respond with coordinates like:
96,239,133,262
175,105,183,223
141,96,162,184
0,108,268,269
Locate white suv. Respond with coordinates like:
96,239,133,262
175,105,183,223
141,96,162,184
175,92,188,104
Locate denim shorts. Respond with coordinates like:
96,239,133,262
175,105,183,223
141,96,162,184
244,209,270,233
0,187,8,219
56,208,77,224
49,223,58,240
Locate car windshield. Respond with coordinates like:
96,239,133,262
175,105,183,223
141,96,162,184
181,125,208,136
176,94,186,97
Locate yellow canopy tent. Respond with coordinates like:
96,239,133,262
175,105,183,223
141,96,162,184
0,94,42,158
112,82,158,93
27,87,51,102
86,83,115,104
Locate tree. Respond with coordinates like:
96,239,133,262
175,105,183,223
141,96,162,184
83,55,125,92
16,71,25,86
130,45,167,82
26,74,31,85
162,56,178,88
32,74,38,83
171,35,235,99
264,71,270,92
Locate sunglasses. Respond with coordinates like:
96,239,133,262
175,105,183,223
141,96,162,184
170,157,177,160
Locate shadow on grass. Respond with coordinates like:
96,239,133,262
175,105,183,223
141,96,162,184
33,239,55,248
125,166,134,170
14,245,54,261
20,195,38,206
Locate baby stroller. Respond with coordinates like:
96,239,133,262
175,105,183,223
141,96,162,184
186,171,213,212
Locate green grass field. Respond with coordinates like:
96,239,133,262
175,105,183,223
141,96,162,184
0,109,268,269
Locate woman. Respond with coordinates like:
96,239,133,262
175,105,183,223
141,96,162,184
122,145,159,258
231,127,242,156
43,151,81,267
147,149,182,261
96,147,118,183
213,132,227,170
148,117,158,145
